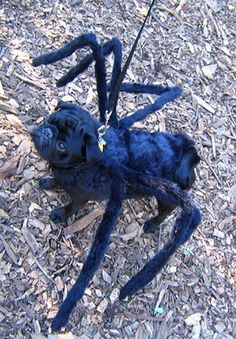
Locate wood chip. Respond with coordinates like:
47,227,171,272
192,94,215,113
97,298,108,313
0,155,20,180
17,139,32,155
6,114,23,127
64,208,103,235
202,64,217,80
21,219,40,254
0,102,18,114
0,234,18,265
15,72,47,90
185,313,202,326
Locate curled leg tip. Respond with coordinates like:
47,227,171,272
51,315,68,332
119,289,127,300
119,283,135,300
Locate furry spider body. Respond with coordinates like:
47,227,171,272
32,33,201,331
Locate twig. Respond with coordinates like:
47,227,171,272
35,258,55,284
127,200,138,219
123,311,164,321
202,156,222,185
15,72,47,90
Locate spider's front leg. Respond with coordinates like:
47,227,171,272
51,167,126,331
55,37,122,126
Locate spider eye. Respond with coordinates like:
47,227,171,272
56,141,66,152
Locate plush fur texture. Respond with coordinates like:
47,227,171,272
32,33,201,331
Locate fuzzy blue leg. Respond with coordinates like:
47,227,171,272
33,33,99,66
119,86,182,130
55,37,122,125
33,33,108,123
119,169,201,299
55,38,121,87
108,82,170,95
51,168,125,332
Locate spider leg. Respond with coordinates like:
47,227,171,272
51,167,126,332
55,38,122,87
33,33,99,66
119,86,182,130
119,168,201,299
108,82,170,95
55,37,122,125
33,33,107,123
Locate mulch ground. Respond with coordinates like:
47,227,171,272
0,0,235,338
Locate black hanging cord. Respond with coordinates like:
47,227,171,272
108,0,157,114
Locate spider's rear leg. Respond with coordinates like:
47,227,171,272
143,201,176,233
144,148,200,233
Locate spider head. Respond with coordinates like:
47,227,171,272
31,101,103,168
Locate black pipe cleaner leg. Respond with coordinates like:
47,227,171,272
33,33,108,123
56,37,122,125
119,86,182,130
51,167,126,332
56,38,122,88
33,33,99,66
118,169,201,299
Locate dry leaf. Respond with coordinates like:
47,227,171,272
0,155,20,179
